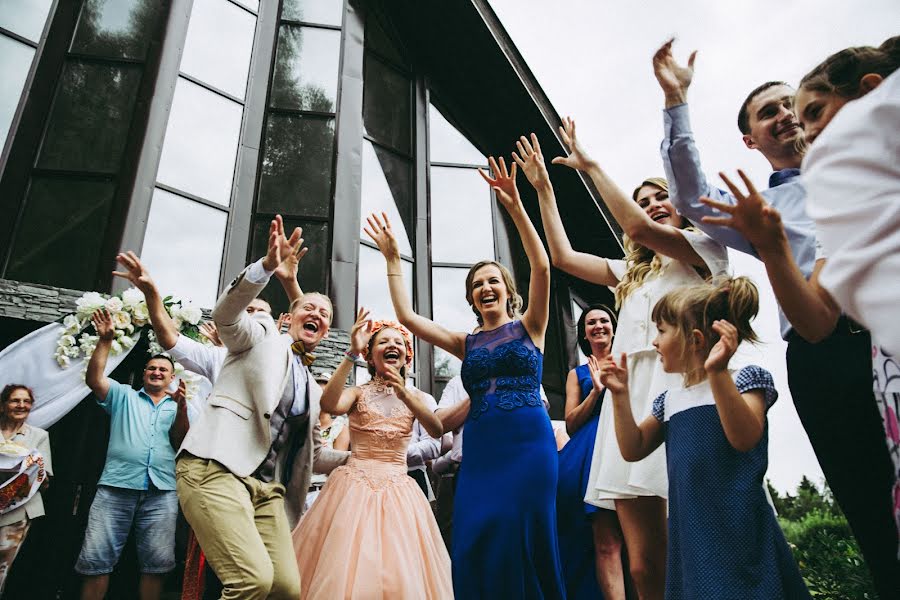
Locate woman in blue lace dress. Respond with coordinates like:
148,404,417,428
365,134,564,599
557,305,625,599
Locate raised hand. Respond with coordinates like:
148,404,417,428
550,117,595,172
172,379,188,409
262,215,304,272
363,212,401,262
478,156,522,212
382,365,411,402
113,251,155,293
705,320,739,373
700,170,786,253
511,133,551,191
349,307,373,355
652,38,696,101
598,353,629,394
273,240,308,282
586,355,607,394
275,313,290,334
199,321,223,347
91,309,115,341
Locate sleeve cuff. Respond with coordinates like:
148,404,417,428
244,258,274,284
663,103,692,137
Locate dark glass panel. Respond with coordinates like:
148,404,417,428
250,218,329,313
258,114,334,217
282,0,342,26
71,0,163,60
363,55,410,155
6,177,115,289
37,60,141,172
0,0,53,43
271,25,340,112
365,16,407,67
359,142,412,255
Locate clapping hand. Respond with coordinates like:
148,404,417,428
598,353,629,394
704,320,739,373
172,379,188,410
551,117,595,172
113,251,155,293
349,307,373,355
262,215,305,272
700,170,786,253
364,212,401,262
512,133,551,191
91,309,115,341
478,156,522,212
586,355,607,394
652,38,696,101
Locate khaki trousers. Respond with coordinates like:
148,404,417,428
176,455,301,600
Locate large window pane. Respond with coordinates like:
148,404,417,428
6,177,115,289
358,244,412,322
157,78,242,205
431,166,494,263
38,60,141,172
0,0,53,42
141,189,227,307
180,0,255,99
429,104,486,166
359,142,412,256
365,16,406,67
270,25,340,112
250,217,329,312
258,114,334,217
0,35,34,151
432,266,478,378
233,0,259,11
282,0,343,26
71,0,163,60
363,55,410,155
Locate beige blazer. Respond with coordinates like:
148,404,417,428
178,264,346,525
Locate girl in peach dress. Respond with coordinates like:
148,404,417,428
292,311,451,599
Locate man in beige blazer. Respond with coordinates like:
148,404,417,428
176,218,341,599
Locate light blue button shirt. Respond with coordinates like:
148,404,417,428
660,103,817,338
97,381,189,490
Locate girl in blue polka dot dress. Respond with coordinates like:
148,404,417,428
594,276,810,599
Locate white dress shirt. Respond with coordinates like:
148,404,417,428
803,69,900,356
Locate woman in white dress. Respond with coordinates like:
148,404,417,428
540,117,728,599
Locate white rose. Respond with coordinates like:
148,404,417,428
64,345,80,358
59,334,76,347
118,335,135,350
112,311,131,330
132,303,150,326
105,297,124,313
76,292,106,317
110,339,123,355
122,288,145,308
148,342,164,355
177,304,203,326
56,353,71,368
63,315,81,334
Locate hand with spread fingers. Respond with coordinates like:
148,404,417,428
550,117,596,172
586,355,607,395
349,307,374,355
262,215,305,272
598,353,629,395
113,251,156,294
273,237,308,282
512,133,551,191
92,309,116,341
364,212,401,263
199,321,223,347
652,38,697,106
478,155,522,213
705,320,739,373
700,170,787,253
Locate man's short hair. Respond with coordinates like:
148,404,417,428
737,81,789,134
146,354,175,370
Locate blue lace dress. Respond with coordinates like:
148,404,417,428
453,320,566,599
557,363,605,599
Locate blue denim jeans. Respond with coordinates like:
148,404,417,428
75,485,178,575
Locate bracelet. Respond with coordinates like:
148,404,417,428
386,272,403,277
344,350,360,362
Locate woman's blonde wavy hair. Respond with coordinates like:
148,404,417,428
465,260,523,326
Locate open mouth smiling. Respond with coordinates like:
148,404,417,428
303,321,319,333
384,349,402,362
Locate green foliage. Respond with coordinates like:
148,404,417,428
770,479,879,599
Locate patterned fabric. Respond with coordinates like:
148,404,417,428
734,365,779,408
0,519,31,596
290,341,316,366
872,344,900,558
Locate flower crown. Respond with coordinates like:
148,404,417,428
362,320,414,366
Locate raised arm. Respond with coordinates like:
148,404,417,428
598,354,664,462
487,148,550,349
653,40,754,254
552,117,707,267
273,242,306,305
168,380,190,450
85,309,114,400
701,171,840,341
319,308,370,415
113,251,179,350
365,212,467,359
384,367,443,438
564,367,602,435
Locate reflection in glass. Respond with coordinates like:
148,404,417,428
180,0,255,99
258,115,334,217
6,177,115,289
38,60,141,172
156,78,242,205
359,142,412,256
250,218,329,312
141,188,227,307
282,0,343,27
71,0,163,60
0,35,34,151
0,0,53,42
358,244,412,322
271,25,340,112
432,266,478,378
430,166,494,263
429,104,486,166
363,56,410,154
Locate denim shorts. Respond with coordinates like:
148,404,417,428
75,485,178,575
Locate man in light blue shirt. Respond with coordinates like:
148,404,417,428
77,308,191,600
652,40,899,597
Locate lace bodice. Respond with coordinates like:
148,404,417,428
461,320,544,421
347,379,414,466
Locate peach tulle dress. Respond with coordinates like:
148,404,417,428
292,378,452,599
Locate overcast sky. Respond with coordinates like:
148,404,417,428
489,0,898,493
